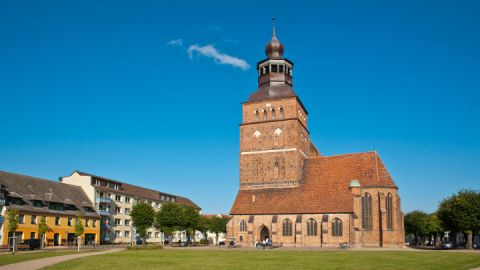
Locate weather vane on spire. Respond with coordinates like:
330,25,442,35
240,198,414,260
272,16,276,37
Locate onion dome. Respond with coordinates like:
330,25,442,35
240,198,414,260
265,17,284,59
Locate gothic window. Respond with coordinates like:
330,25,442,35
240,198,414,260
279,107,284,119
254,110,259,121
332,218,343,236
239,220,247,232
271,109,276,119
263,110,268,120
273,128,282,147
279,157,286,178
386,193,393,230
253,130,262,149
239,235,244,241
362,193,373,231
273,158,279,179
282,219,292,236
306,218,317,236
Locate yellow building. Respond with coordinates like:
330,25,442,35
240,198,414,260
0,171,100,247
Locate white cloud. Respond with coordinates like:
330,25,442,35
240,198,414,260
166,39,183,46
188,44,250,71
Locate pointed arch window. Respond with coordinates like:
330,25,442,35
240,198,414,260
273,158,279,179
239,220,247,232
362,193,373,231
263,110,268,120
254,110,259,121
306,218,317,236
279,107,284,119
271,108,276,119
386,193,393,230
282,219,292,236
332,218,343,236
273,128,282,147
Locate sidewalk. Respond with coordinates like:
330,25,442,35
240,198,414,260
0,248,124,270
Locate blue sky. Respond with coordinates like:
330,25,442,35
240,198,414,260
1,1,479,214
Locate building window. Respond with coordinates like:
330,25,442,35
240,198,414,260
239,235,243,241
125,219,131,226
263,110,268,120
254,110,259,121
306,218,317,236
125,208,131,215
279,65,284,73
271,64,278,72
386,193,393,230
125,197,131,203
124,231,130,238
85,219,89,227
332,218,343,236
155,232,160,238
271,108,276,119
30,232,36,240
113,184,119,190
31,215,37,225
282,219,292,236
362,193,373,231
115,218,121,226
18,214,24,224
92,220,96,227
279,107,284,119
115,195,121,202
115,207,121,213
55,216,61,226
239,220,247,232
95,179,100,186
273,158,280,179
115,230,121,238
68,217,73,226
147,232,152,238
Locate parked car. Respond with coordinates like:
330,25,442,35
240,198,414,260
440,242,454,249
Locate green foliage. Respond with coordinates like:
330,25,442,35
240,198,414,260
38,216,49,236
196,215,211,239
209,216,228,236
6,209,19,234
131,202,155,243
404,211,442,238
74,214,85,237
437,189,480,234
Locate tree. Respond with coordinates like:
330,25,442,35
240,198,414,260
196,215,211,244
130,202,155,245
154,202,183,245
74,214,85,251
38,216,49,250
437,189,480,249
209,216,228,245
6,209,19,253
404,211,443,246
182,205,201,245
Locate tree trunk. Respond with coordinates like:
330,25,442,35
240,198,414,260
466,232,473,249
77,236,81,252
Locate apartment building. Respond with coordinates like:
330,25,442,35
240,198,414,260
61,171,199,244
0,171,100,247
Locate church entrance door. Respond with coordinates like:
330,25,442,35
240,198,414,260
259,226,269,241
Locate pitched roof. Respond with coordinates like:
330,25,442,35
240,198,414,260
0,171,99,218
230,151,397,215
72,171,200,209
247,82,297,103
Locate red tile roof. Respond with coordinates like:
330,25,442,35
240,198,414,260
230,151,396,215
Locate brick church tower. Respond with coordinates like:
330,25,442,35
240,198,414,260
239,21,319,190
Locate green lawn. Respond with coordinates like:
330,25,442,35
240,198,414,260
43,249,480,270
0,250,95,266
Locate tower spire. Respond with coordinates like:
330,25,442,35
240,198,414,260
272,16,276,37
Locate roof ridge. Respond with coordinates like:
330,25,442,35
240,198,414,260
0,170,81,189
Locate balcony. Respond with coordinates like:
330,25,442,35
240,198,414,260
97,210,111,216
96,197,112,203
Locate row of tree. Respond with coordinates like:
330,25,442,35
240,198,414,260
6,209,85,253
130,202,228,245
404,189,480,249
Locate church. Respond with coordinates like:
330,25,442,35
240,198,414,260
227,24,405,247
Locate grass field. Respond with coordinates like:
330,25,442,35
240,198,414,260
43,249,480,270
0,250,95,266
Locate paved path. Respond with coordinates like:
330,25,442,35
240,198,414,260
0,248,124,270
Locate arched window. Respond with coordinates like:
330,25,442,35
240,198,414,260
306,219,317,236
253,130,262,150
273,158,279,179
386,193,393,230
239,235,243,241
279,107,284,119
362,193,373,231
332,218,343,236
273,128,282,147
271,109,276,119
282,219,292,236
263,110,268,120
239,220,247,232
254,110,259,121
